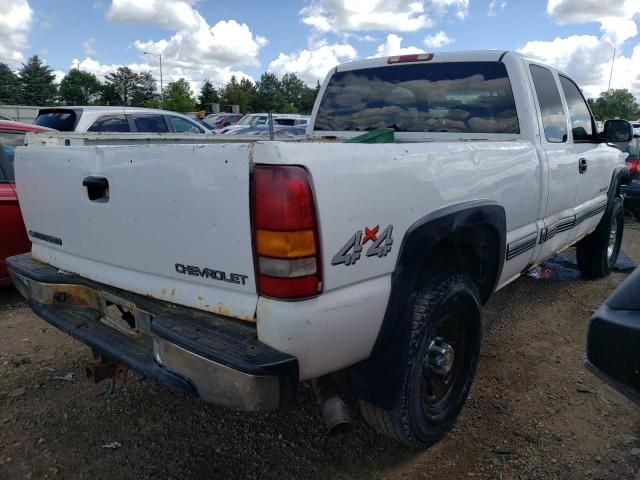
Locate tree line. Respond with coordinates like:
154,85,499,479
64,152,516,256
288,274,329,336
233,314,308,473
0,55,320,115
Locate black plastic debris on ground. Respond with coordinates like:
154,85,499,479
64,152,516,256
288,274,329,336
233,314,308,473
527,250,636,281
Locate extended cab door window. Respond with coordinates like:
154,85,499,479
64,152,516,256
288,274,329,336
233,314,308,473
529,65,567,143
87,114,131,132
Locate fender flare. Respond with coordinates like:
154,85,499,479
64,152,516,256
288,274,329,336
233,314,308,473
351,200,506,409
609,164,630,201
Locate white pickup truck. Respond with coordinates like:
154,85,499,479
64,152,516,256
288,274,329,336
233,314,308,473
7,51,632,448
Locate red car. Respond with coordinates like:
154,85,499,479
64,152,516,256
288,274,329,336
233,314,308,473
0,120,52,285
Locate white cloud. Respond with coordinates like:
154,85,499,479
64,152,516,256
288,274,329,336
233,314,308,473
488,0,506,16
72,56,253,93
0,0,33,63
430,0,469,20
107,0,204,30
371,34,424,57
133,20,267,69
547,0,640,45
102,1,266,90
52,69,66,84
424,30,453,48
268,43,357,85
300,0,468,33
519,35,617,98
83,38,96,56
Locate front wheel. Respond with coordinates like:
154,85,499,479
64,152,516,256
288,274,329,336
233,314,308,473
576,196,624,278
360,272,482,449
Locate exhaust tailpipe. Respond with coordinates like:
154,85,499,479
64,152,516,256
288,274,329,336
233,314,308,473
312,376,352,437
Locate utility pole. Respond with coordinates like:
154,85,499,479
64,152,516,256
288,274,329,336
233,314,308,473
608,46,616,92
144,51,164,108
76,57,88,70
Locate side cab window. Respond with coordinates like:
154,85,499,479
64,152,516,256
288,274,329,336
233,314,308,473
529,64,568,143
558,75,595,142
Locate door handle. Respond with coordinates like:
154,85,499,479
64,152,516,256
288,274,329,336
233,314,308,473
83,176,109,201
578,158,588,174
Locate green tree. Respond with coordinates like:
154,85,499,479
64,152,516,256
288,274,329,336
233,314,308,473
19,55,57,105
220,76,255,113
102,67,138,105
163,78,194,112
102,67,156,106
198,80,218,109
0,63,22,104
300,80,321,114
588,89,640,121
252,72,284,112
281,73,306,112
131,71,157,107
59,69,102,105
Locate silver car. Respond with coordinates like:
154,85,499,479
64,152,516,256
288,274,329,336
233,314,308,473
34,106,212,134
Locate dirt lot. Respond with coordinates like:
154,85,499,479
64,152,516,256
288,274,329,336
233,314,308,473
1,228,640,480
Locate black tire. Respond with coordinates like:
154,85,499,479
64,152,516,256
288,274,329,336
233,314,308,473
359,272,482,449
576,196,624,278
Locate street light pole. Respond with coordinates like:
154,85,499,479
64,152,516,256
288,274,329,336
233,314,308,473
144,51,163,108
76,57,88,70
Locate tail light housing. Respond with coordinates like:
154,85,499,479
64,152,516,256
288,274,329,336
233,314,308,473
252,165,322,299
628,159,639,174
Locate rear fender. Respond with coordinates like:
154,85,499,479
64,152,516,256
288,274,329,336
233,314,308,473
350,201,506,409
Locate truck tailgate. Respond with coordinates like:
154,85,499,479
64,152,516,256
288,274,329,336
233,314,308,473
15,142,258,321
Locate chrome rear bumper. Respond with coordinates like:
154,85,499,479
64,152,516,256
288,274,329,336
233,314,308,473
7,253,298,411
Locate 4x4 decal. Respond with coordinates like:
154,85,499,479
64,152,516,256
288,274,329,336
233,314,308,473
331,225,393,266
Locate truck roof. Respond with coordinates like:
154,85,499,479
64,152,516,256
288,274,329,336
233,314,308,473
335,50,557,73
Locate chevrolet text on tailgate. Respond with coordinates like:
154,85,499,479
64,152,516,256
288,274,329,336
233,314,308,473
8,51,631,448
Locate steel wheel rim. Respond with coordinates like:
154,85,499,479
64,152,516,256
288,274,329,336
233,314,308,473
420,312,466,411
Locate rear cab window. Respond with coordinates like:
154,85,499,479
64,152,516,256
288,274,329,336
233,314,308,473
314,61,520,134
131,114,169,133
0,131,27,181
87,114,131,132
34,109,79,131
529,65,567,143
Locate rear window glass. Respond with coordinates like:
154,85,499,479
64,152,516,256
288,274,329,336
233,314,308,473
132,114,169,133
87,114,131,132
314,61,520,134
34,111,77,131
0,131,27,181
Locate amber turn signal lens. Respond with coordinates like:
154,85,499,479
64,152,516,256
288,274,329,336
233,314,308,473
256,229,316,258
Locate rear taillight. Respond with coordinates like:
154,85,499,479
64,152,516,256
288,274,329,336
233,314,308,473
628,159,639,174
252,165,321,299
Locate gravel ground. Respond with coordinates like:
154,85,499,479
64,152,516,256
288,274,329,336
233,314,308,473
1,227,640,480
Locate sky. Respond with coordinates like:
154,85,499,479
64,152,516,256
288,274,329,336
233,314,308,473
1,0,640,99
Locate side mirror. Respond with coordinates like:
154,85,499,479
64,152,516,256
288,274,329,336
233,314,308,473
603,119,633,143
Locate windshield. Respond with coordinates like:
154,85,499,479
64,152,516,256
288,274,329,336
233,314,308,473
315,61,520,134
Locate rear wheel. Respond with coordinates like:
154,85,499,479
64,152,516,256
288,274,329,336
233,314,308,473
577,196,624,278
360,272,481,449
